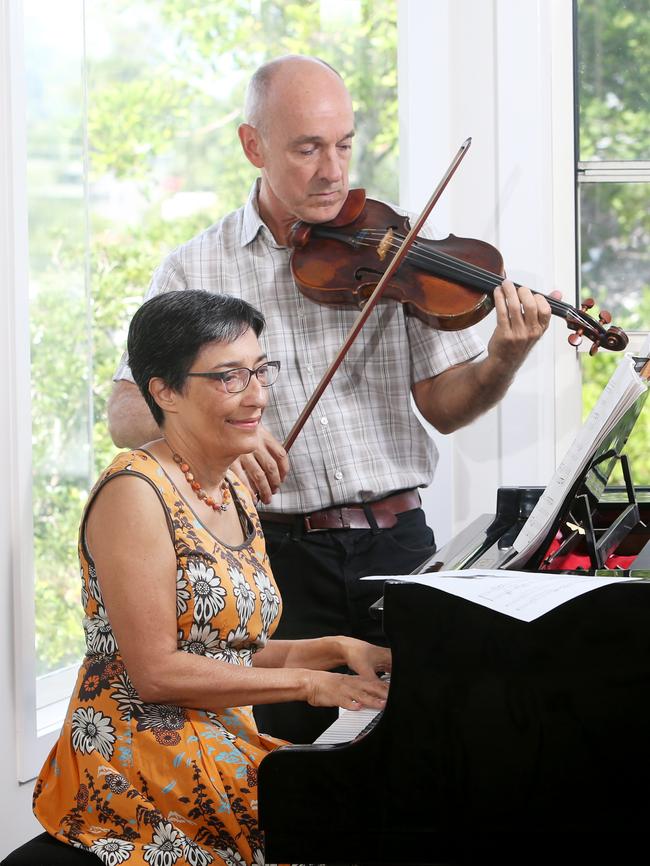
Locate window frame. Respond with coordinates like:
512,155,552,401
575,154,650,356
2,0,60,784
573,0,650,357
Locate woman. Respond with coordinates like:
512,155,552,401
33,290,390,866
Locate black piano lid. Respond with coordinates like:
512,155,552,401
259,578,650,865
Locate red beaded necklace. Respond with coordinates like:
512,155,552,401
171,451,231,512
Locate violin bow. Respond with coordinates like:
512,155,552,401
282,137,473,452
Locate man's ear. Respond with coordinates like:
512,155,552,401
238,123,265,169
148,377,179,417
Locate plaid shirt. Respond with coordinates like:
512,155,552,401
116,181,485,514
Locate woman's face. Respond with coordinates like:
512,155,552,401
177,327,271,460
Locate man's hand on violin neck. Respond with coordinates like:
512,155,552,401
488,279,553,371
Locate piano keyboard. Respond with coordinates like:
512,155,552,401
313,705,382,745
314,673,390,745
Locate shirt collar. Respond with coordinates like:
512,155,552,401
240,178,285,249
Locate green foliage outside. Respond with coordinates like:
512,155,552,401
28,0,398,675
577,0,650,485
578,0,650,162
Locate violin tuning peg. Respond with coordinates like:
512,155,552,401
589,341,600,356
598,309,612,325
568,332,583,348
580,297,595,312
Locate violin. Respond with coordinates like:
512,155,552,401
280,138,628,452
289,188,629,355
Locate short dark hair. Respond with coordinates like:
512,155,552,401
127,290,266,426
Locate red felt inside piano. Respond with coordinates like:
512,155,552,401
537,493,650,572
539,536,637,571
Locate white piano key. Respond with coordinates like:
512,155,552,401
313,706,381,745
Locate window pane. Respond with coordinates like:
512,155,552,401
576,0,650,490
579,181,650,332
26,0,398,681
579,183,650,488
577,0,650,161
25,0,89,676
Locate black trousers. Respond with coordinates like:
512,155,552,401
253,506,436,743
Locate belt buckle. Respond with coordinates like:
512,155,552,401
304,514,326,533
305,508,348,532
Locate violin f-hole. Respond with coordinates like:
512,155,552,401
352,282,378,310
355,266,384,282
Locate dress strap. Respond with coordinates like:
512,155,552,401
78,450,176,562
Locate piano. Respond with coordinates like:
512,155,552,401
259,368,650,865
259,488,650,865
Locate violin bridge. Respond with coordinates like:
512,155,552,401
377,228,393,261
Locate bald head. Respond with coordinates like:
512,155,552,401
244,55,350,136
238,54,355,243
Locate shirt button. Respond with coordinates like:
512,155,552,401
334,470,343,480
320,417,328,426
307,365,313,373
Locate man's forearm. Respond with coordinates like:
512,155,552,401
413,281,554,434
107,380,161,448
412,354,516,435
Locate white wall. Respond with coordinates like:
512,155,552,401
399,0,581,547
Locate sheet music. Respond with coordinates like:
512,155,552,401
362,570,635,622
503,354,648,569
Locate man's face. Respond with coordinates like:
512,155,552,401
245,68,355,236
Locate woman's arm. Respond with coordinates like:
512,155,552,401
86,475,389,712
253,635,391,680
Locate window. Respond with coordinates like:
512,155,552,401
18,0,398,779
575,0,650,485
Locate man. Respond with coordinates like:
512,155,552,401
108,55,552,742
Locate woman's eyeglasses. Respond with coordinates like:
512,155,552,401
186,360,281,394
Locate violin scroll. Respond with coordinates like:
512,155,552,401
564,296,629,355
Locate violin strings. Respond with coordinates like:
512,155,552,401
351,230,596,330
356,229,507,290
359,229,513,291
314,222,601,334
359,228,564,306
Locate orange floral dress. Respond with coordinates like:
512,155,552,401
33,449,285,866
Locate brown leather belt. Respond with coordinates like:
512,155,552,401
260,489,421,532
